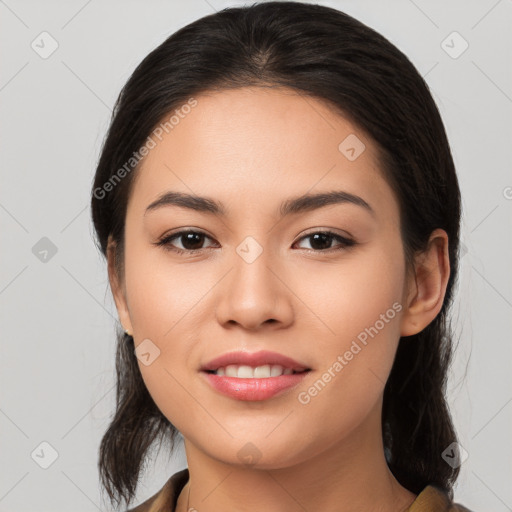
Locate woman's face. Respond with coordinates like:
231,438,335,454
112,86,415,468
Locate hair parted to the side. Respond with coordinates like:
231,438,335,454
90,2,463,509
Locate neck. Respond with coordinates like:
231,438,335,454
176,401,416,512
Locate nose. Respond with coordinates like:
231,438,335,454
214,247,294,331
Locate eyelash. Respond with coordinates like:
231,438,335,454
154,229,356,255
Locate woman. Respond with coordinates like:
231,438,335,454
91,2,474,511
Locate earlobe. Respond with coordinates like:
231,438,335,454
107,236,134,336
400,229,450,337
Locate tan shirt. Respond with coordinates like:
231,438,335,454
127,468,474,512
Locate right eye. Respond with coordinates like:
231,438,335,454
154,230,218,254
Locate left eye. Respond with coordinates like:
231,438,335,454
155,230,355,254
293,231,356,251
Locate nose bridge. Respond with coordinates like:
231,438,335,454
214,235,293,329
231,236,279,309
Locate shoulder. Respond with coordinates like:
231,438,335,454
125,468,189,512
408,484,475,512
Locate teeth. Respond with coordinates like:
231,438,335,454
214,364,296,378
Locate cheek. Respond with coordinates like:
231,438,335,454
121,242,218,431
123,239,209,337
301,242,405,344
293,247,405,414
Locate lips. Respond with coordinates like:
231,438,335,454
200,350,311,373
200,350,312,401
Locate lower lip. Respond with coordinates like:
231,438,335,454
201,371,310,401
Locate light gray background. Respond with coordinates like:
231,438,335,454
1,0,511,510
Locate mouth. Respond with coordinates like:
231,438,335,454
199,350,312,401
203,365,310,378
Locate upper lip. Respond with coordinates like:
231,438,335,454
201,350,311,372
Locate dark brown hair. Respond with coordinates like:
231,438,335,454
91,2,463,508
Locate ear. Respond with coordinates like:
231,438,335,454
107,236,134,336
400,229,451,337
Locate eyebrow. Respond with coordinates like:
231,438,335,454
144,190,375,218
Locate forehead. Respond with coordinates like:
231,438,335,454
128,86,399,225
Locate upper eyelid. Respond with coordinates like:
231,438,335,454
160,227,351,239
